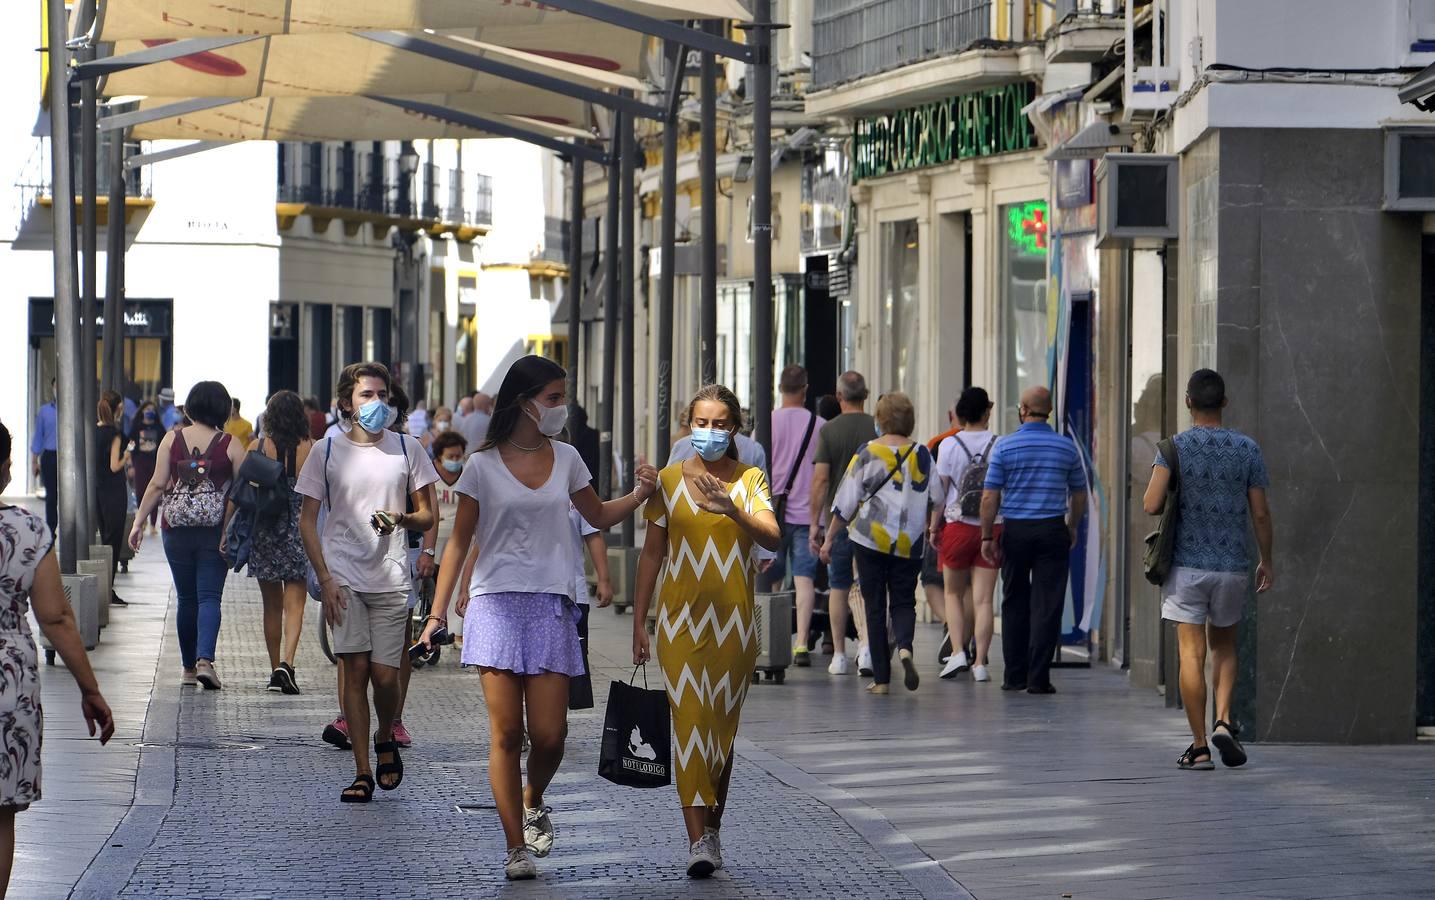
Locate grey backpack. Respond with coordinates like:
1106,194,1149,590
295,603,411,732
954,434,997,519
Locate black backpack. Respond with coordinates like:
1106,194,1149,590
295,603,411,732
229,439,294,528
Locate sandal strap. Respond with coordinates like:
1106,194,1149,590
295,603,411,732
1181,744,1211,760
375,740,399,753
344,774,375,792
1214,719,1239,735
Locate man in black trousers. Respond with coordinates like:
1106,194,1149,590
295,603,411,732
978,386,1086,694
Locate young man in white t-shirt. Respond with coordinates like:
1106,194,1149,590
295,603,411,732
298,362,439,803
928,387,1001,682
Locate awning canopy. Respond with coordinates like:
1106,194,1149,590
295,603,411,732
104,33,642,126
1400,61,1435,111
125,94,596,143
96,0,752,74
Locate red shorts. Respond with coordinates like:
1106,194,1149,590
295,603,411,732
939,521,1001,571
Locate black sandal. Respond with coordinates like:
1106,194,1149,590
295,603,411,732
375,740,404,791
1211,720,1248,768
1177,744,1215,771
340,773,375,803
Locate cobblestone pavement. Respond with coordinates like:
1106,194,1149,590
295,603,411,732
32,538,1435,900
74,566,947,899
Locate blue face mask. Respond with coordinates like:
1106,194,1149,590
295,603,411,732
874,423,882,438
441,458,464,473
355,399,396,435
689,427,732,462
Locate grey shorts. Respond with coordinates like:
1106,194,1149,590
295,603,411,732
1161,567,1249,628
333,588,410,668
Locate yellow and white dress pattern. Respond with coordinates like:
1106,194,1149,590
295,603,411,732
644,462,772,808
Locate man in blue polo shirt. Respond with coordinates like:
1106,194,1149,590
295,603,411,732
979,385,1086,694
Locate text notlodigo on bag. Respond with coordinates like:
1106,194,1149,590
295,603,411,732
598,665,671,788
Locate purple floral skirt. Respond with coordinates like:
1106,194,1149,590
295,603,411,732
461,592,585,677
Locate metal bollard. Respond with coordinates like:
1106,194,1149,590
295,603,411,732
42,574,100,663
88,544,113,627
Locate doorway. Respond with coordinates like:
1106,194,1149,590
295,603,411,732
1418,235,1435,728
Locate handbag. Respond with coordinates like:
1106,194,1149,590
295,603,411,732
598,665,671,788
1142,437,1181,586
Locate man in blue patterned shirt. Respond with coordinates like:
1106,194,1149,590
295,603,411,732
979,385,1086,695
1144,369,1274,772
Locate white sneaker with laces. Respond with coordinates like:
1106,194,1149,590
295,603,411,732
687,833,719,878
940,650,971,680
523,805,555,858
972,664,991,682
857,645,873,677
504,847,537,881
827,653,850,675
704,827,724,870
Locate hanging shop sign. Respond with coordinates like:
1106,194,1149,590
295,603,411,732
28,298,172,338
801,147,849,255
1006,201,1049,255
853,82,1038,180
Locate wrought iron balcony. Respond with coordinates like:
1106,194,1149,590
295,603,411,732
536,216,569,264
812,0,995,91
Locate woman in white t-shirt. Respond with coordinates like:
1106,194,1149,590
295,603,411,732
420,356,657,882
928,387,1001,682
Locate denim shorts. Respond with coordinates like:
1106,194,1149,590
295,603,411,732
769,522,819,583
827,525,857,591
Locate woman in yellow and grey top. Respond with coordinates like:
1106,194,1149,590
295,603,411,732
632,384,781,879
820,392,932,694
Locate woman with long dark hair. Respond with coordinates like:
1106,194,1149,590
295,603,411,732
131,381,247,690
631,384,782,878
420,355,658,881
96,390,132,606
243,390,314,694
129,400,164,534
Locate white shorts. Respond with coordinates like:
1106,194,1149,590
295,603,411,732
1161,567,1250,628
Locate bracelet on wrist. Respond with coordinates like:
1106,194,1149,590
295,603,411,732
423,615,446,625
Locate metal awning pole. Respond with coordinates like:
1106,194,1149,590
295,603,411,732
48,0,82,572
751,0,774,453
599,112,622,501
655,39,686,459
79,0,100,540
619,107,636,546
699,27,718,385
566,155,584,420
103,128,127,393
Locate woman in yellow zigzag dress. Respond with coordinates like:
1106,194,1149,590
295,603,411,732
632,385,781,879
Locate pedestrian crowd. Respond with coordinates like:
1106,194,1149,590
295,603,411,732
1,354,1275,889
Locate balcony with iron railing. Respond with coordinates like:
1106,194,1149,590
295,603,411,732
1046,0,1125,64
12,137,154,238
807,0,1049,116
276,143,492,241
535,216,570,264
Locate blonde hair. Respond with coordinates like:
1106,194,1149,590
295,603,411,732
875,392,915,437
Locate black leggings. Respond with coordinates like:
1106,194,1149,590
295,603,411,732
852,544,922,685
96,485,128,598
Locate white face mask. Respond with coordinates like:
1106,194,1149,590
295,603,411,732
526,400,569,437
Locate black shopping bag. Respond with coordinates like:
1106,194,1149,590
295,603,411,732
598,665,671,788
568,607,594,711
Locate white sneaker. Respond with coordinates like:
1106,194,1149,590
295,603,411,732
704,826,724,870
687,833,719,878
940,650,971,680
972,664,991,682
504,847,537,881
857,645,873,677
827,653,850,675
523,805,554,858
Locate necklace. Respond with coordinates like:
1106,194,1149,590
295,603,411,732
508,437,545,452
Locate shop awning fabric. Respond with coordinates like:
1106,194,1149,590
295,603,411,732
121,94,595,144
103,33,645,128
95,0,752,76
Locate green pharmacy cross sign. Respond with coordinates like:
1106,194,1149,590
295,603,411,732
854,82,1038,180
1007,201,1048,255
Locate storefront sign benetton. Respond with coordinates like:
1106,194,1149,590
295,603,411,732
854,82,1037,180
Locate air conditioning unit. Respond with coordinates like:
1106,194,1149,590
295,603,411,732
1095,154,1179,248
1384,128,1435,210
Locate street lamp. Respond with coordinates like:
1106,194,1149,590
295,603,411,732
398,141,419,217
